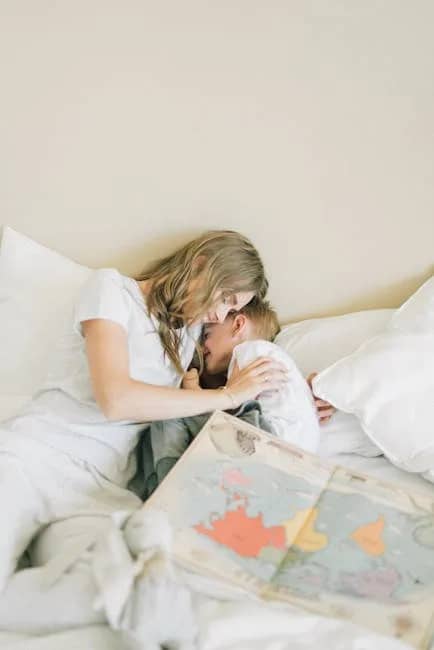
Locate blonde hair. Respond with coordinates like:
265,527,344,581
136,230,268,374
233,298,280,341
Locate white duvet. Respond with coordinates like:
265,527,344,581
0,396,432,650
0,605,411,650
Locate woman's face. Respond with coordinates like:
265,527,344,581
202,290,254,324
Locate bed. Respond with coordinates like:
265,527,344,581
0,393,430,650
0,227,433,650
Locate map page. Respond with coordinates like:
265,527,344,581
145,411,434,648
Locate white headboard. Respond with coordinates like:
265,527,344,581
2,2,433,322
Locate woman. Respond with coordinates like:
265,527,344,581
0,230,286,632
84,229,286,426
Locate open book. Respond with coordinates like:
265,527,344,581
145,410,434,649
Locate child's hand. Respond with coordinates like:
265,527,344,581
182,368,202,391
307,372,336,425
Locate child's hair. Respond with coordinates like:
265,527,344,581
136,230,268,374
230,297,280,341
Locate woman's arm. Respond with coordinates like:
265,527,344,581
83,319,285,422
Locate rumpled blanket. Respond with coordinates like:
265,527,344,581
91,507,198,650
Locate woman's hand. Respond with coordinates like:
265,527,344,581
225,358,288,407
307,372,336,424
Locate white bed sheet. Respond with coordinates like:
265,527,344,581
0,602,414,650
0,396,432,650
322,450,434,499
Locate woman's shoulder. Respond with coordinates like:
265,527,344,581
73,268,135,331
78,268,134,299
85,267,124,286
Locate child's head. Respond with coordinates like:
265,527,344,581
202,298,280,375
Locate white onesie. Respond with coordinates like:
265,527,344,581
228,340,320,453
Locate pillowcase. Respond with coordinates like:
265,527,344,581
313,276,434,475
0,395,31,422
0,226,91,399
274,309,394,377
275,309,394,458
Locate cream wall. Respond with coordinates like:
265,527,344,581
1,1,433,322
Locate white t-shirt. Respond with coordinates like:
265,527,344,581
228,340,320,453
3,269,200,484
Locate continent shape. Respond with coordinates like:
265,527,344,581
339,565,401,600
195,505,286,557
351,515,386,556
282,507,328,552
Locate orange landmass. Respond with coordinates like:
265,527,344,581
195,505,286,557
351,515,385,556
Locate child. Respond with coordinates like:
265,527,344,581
130,300,320,500
187,299,320,451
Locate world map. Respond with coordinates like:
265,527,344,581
147,411,434,648
169,459,434,603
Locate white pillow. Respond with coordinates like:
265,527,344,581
313,276,434,475
0,226,91,398
275,309,394,377
275,310,394,458
0,395,31,423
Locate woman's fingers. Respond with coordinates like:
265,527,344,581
247,359,288,379
232,360,288,389
225,357,289,406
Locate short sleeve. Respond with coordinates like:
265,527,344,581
73,268,130,336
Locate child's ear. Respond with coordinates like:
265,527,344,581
231,314,248,337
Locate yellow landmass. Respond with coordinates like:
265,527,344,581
283,507,328,552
